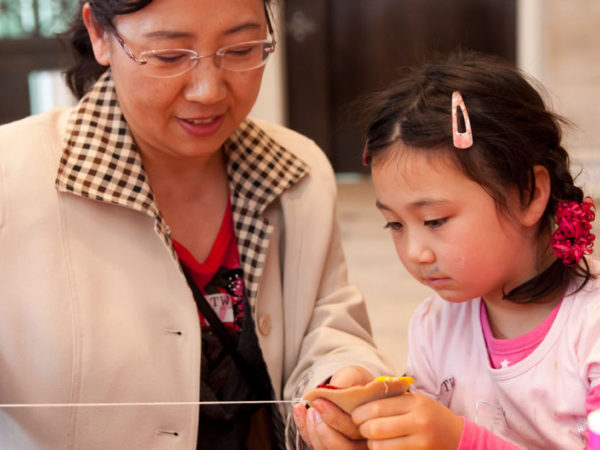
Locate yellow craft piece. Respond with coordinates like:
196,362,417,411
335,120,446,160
375,376,414,387
303,375,414,413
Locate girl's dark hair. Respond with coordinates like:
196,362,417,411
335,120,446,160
364,50,594,304
63,0,274,99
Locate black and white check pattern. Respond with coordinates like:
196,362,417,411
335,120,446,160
56,70,308,309
225,122,308,308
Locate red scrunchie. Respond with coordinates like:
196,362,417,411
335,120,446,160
551,197,596,266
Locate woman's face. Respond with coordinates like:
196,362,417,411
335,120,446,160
86,0,268,162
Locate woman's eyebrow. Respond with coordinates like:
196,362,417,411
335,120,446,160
142,30,194,40
142,23,262,40
224,22,262,35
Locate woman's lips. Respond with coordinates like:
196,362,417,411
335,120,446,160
178,115,224,137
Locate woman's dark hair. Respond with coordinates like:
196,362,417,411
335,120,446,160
364,50,594,303
63,0,274,98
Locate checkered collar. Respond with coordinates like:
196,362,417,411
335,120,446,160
56,70,309,305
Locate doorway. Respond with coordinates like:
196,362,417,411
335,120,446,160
283,0,516,172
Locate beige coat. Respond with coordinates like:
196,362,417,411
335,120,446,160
0,99,392,448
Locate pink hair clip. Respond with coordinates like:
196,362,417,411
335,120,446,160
451,91,473,149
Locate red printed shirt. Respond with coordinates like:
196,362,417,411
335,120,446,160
173,203,246,392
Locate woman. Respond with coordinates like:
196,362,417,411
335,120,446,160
0,0,391,448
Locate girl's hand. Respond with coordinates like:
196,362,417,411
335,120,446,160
293,365,374,449
352,392,464,450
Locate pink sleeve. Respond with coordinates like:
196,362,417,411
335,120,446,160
457,417,521,450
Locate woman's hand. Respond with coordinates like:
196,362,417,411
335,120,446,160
293,365,374,449
351,392,464,450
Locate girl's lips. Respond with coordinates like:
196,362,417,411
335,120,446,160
425,276,451,287
177,115,224,137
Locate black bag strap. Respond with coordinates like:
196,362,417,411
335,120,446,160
183,265,287,449
181,265,271,400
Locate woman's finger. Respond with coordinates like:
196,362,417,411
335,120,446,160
293,403,314,449
329,365,374,387
306,407,368,450
312,398,363,440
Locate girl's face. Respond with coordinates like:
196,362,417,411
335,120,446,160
87,0,267,162
372,145,540,304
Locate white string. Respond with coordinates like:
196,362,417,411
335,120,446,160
0,398,306,409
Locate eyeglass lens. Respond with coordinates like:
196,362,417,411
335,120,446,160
140,41,274,78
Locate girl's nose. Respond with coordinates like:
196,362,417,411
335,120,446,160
406,237,435,264
183,59,227,104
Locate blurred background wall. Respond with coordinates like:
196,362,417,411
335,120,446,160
537,0,600,197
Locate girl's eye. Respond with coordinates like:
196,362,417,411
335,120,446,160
384,222,403,231
424,217,448,228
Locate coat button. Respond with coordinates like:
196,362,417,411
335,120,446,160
258,314,271,336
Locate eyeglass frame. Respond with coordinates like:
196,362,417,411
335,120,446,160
106,11,276,78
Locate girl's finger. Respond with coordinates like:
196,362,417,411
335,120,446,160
358,416,409,440
352,394,414,426
366,437,410,450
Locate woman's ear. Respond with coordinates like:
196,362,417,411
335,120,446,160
520,165,551,227
82,2,111,66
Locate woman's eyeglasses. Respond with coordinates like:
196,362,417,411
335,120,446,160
109,27,276,79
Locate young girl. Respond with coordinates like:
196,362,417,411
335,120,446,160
354,52,599,449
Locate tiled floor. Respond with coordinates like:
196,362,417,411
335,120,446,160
336,175,432,374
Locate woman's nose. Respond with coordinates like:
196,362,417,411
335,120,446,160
183,58,227,104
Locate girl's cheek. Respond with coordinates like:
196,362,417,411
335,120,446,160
452,255,468,270
396,247,414,270
392,237,406,258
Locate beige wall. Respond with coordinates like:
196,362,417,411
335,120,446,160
543,1,600,239
250,2,287,125
542,0,600,154
519,0,600,237
521,0,600,198
544,0,600,234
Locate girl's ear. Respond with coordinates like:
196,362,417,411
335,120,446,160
520,165,551,227
82,2,111,66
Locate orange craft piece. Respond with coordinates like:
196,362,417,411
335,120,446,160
303,376,414,414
